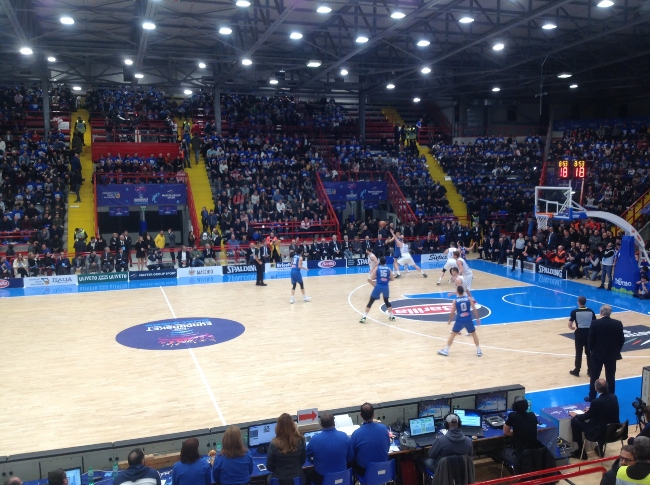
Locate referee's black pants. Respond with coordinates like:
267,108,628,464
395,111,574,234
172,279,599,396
255,260,265,284
512,248,524,268
574,328,591,373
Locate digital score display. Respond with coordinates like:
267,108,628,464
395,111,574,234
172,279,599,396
558,159,587,179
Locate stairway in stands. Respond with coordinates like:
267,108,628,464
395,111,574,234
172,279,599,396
66,109,96,252
383,106,468,221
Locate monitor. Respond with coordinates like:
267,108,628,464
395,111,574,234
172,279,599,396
248,423,276,447
65,469,82,485
454,409,482,427
408,416,436,437
419,398,451,418
475,391,507,413
303,430,321,443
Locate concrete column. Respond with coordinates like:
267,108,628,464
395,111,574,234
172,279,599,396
359,91,366,141
214,86,222,135
42,77,51,140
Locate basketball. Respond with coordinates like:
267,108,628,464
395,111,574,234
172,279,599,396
379,220,387,228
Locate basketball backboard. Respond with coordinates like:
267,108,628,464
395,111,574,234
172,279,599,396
535,186,588,221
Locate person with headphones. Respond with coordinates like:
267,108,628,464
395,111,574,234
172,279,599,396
501,397,540,464
423,413,473,473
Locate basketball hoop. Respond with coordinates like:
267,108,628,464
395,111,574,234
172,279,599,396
536,213,552,231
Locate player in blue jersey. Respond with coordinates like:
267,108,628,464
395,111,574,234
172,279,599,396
438,285,482,357
290,247,311,304
359,256,395,323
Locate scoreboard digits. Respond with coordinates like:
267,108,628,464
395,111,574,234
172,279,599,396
558,159,587,179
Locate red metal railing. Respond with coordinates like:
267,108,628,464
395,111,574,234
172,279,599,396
621,187,650,227
248,221,339,241
0,230,38,245
93,175,99,238
424,100,453,138
185,178,200,244
385,171,418,224
315,173,341,238
454,123,547,138
417,127,436,145
475,456,613,485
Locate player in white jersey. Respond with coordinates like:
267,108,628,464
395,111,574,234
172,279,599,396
366,248,378,274
452,250,473,288
389,229,427,278
437,242,458,285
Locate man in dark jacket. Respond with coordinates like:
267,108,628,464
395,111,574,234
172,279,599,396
424,413,473,472
616,436,650,485
113,448,161,485
588,305,625,400
570,379,620,459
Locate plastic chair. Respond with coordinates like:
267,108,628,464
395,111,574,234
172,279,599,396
321,469,352,485
581,420,629,458
355,460,396,485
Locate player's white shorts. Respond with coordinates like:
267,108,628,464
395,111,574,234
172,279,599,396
444,259,458,271
460,273,473,290
398,255,415,267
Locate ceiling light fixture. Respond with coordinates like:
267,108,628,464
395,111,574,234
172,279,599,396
542,21,557,29
269,79,279,85
493,42,505,51
597,0,614,7
557,72,572,78
421,67,431,74
72,86,81,91
60,16,74,25
20,47,33,55
307,60,322,67
459,16,474,23
198,62,206,68
316,5,332,13
356,35,369,43
242,58,252,65
219,27,232,35
391,11,405,19
134,73,144,79
142,21,156,30
236,0,251,6
386,83,395,89
47,56,56,62
417,39,430,47
570,84,578,89
413,97,421,103
184,89,192,95
340,69,348,76
492,87,501,92
124,59,133,66
290,32,303,39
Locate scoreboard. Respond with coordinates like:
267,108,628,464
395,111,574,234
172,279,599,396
558,159,587,179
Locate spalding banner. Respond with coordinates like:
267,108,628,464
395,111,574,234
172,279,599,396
612,236,640,295
116,317,245,350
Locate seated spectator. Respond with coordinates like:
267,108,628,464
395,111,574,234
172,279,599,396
177,246,192,268
55,253,71,275
349,403,390,477
72,254,86,274
616,437,650,485
601,444,635,485
13,253,28,278
113,448,161,485
86,250,100,273
171,438,211,485
266,413,306,485
212,426,254,485
203,244,217,266
306,412,350,485
420,413,472,474
147,248,164,270
115,248,129,272
635,275,650,299
0,257,12,278
101,247,114,273
191,246,204,267
501,396,539,464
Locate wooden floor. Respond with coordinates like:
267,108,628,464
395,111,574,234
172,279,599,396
1,267,649,457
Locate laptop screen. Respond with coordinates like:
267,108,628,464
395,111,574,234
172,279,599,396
409,416,436,437
454,409,482,427
248,423,276,447
303,430,321,443
65,469,82,485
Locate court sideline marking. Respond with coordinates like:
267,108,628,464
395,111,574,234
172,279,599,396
159,286,227,425
347,283,650,359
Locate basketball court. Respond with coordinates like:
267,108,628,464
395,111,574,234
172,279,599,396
2,255,649,457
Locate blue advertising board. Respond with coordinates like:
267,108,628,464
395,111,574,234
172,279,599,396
109,207,130,216
97,184,187,207
323,181,387,202
158,206,178,215
612,236,640,295
0,278,24,289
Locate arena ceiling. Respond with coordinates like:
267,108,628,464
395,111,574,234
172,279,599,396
0,0,649,103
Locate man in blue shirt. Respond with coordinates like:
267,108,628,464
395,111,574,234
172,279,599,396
349,403,391,477
306,412,351,485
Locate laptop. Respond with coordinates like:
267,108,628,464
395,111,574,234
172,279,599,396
455,409,484,437
408,416,438,447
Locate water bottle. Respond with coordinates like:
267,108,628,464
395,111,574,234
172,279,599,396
88,467,94,485
112,460,119,479
216,442,222,453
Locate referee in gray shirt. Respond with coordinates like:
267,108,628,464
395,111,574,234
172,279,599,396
511,233,526,270
568,296,596,377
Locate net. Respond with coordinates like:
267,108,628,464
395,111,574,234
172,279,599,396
536,213,551,230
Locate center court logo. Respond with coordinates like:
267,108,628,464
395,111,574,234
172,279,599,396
381,297,491,322
115,317,245,350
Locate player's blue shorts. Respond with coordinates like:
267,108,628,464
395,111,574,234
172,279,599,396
371,285,389,299
291,272,303,285
452,317,475,334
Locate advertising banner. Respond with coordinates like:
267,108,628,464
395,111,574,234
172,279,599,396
612,235,640,294
177,267,223,278
78,273,129,284
536,264,567,279
24,275,78,288
346,258,370,267
306,259,347,270
109,207,130,216
129,269,178,280
223,264,257,274
0,278,25,289
323,181,387,202
267,262,292,272
97,184,187,207
420,253,447,263
158,206,178,216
